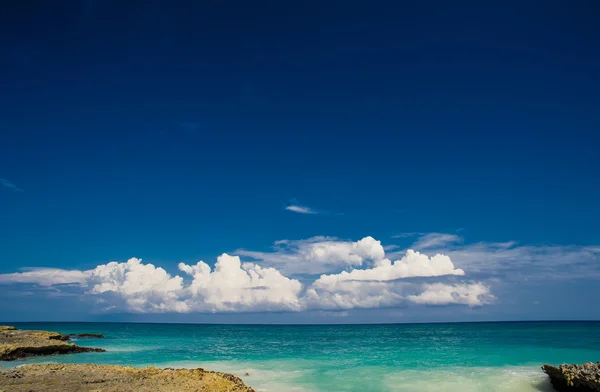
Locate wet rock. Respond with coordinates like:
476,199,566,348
542,362,600,391
69,333,104,338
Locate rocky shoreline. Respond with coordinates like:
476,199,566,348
7,325,598,392
0,325,255,391
0,325,105,361
542,362,600,392
0,363,256,392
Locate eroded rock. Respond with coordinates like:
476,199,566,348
542,362,600,391
0,326,105,361
0,363,256,392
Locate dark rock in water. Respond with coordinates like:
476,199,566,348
0,325,105,361
542,362,600,391
69,333,104,338
49,333,70,341
2,345,105,361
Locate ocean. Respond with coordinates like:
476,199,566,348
2,321,599,391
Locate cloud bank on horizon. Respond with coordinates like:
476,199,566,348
0,235,495,314
1,233,598,315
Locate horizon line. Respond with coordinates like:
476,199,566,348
3,319,600,327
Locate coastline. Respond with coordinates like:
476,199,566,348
3,322,600,391
0,325,105,361
0,325,255,392
0,364,256,392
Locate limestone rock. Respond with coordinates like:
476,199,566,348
0,363,255,392
0,325,105,361
542,362,600,391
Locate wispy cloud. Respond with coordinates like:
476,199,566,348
393,232,462,248
412,233,462,249
392,232,424,238
0,178,23,192
387,232,600,282
286,205,318,214
0,268,87,286
443,242,600,281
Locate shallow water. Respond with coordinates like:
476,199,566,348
3,321,599,391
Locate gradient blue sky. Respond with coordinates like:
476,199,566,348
1,1,599,323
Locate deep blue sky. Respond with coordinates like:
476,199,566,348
1,1,599,322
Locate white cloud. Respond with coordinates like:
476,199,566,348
412,233,462,250
4,232,599,315
301,249,473,311
383,233,600,282
312,250,464,289
177,254,303,312
407,283,493,307
285,205,317,214
87,258,187,313
454,242,600,277
303,280,405,310
237,236,385,275
2,233,599,316
303,280,491,310
0,236,492,313
0,256,304,313
0,268,88,286
393,236,600,281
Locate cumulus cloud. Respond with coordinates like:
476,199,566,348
304,280,492,310
304,280,406,310
301,248,474,311
0,256,304,313
312,250,464,289
177,254,303,312
87,258,187,313
285,205,317,214
0,178,23,192
3,232,598,316
237,236,386,275
0,235,493,313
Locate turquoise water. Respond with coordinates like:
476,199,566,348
3,322,600,391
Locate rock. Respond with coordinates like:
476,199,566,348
0,363,256,391
0,325,105,361
542,362,600,391
69,333,104,338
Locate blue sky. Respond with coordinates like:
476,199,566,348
1,1,599,323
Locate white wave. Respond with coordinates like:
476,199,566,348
383,366,553,392
157,359,314,391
